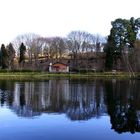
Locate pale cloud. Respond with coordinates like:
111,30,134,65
0,0,139,44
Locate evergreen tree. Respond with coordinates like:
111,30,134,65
7,43,15,70
19,43,26,64
0,50,2,67
1,44,8,69
105,17,140,70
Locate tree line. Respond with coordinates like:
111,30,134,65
1,17,140,72
0,31,105,70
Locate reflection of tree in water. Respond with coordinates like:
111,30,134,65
0,81,14,106
0,80,107,120
1,79,140,133
65,80,106,120
105,80,140,134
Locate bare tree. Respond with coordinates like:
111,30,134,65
67,31,96,70
94,34,106,52
13,33,40,64
43,37,67,60
67,31,101,54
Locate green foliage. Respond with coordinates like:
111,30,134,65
0,50,2,67
1,44,9,69
105,17,140,70
19,43,26,64
104,44,114,70
0,43,15,70
7,43,15,69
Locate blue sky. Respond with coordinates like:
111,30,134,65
0,0,140,44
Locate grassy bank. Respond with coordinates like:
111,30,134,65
0,71,138,80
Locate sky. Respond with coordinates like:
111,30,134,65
0,0,140,44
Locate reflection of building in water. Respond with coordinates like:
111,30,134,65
0,80,107,120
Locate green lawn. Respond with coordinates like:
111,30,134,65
0,71,137,80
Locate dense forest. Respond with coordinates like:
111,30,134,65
0,17,140,72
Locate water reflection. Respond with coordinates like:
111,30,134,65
105,80,140,133
0,80,106,120
0,79,140,134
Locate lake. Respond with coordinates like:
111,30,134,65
0,79,140,140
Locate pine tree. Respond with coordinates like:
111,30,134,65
7,43,15,70
19,43,26,64
105,17,140,71
1,44,8,69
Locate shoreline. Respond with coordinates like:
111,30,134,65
0,72,138,80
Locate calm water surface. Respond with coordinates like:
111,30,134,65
0,79,140,140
